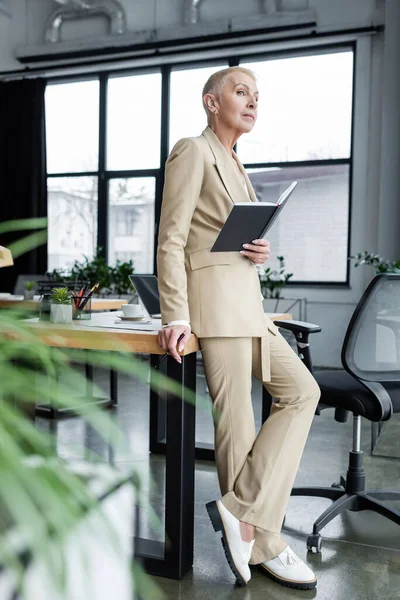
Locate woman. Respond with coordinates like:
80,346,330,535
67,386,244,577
157,66,320,590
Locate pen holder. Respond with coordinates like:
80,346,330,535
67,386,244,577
72,294,92,320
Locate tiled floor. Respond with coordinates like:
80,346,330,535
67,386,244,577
37,359,400,600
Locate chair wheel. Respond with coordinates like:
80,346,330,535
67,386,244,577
331,482,345,490
307,534,322,553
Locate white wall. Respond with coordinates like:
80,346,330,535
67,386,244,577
1,0,398,367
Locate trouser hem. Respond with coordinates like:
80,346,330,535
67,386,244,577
221,495,266,530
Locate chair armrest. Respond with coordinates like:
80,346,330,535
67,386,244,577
273,320,321,335
356,380,393,422
274,320,321,378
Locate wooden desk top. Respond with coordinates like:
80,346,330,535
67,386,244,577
0,297,128,311
21,312,292,356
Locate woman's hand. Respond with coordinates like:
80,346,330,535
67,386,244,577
157,325,191,364
240,239,271,264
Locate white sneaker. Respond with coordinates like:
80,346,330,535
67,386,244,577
259,546,317,590
206,500,254,586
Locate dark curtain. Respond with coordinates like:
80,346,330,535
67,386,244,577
0,78,47,292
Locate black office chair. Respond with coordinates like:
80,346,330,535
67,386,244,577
13,274,46,296
36,279,88,295
274,273,400,553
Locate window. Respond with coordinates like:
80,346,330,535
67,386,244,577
169,64,226,150
47,176,98,271
239,50,354,283
46,80,99,174
248,165,350,282
46,80,99,271
238,52,353,163
107,73,162,170
45,48,354,284
46,72,160,274
108,178,155,272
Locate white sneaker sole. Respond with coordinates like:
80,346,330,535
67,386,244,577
259,562,317,590
206,500,249,586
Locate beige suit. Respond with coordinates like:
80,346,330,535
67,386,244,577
157,127,274,337
157,126,320,563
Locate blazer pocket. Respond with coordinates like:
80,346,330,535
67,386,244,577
189,247,234,271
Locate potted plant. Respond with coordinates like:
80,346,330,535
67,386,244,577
258,255,307,320
350,251,400,273
23,280,36,300
50,287,73,324
259,255,293,300
111,258,135,297
48,250,136,298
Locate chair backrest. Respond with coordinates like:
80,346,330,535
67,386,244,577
36,280,88,295
13,274,47,295
342,273,400,383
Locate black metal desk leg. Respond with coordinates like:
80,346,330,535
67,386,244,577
149,354,216,462
164,353,196,578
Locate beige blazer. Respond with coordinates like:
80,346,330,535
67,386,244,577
157,126,279,339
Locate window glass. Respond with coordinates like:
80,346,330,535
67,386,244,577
238,52,353,163
47,176,98,271
108,177,155,273
247,165,350,282
107,73,162,170
169,64,226,150
46,80,99,174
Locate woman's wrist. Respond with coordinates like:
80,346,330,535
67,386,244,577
162,320,191,329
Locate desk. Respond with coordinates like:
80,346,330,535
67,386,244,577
23,313,290,579
0,296,128,312
24,314,199,580
150,313,292,462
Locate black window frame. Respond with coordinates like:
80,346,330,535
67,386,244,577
46,41,355,286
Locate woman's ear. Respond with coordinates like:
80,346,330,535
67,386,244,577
204,93,216,110
204,93,219,116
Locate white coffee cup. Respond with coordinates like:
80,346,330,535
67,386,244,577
121,303,144,318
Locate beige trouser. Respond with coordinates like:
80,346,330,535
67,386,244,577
199,324,320,564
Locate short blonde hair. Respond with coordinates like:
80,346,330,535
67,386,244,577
202,66,257,116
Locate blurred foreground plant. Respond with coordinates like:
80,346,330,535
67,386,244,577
0,219,184,599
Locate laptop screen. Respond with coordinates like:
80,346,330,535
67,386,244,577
129,275,161,317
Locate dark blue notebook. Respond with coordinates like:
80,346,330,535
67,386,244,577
211,181,298,252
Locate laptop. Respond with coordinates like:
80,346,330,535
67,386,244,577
129,274,161,318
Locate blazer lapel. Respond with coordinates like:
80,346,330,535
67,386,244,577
233,151,258,203
202,127,253,204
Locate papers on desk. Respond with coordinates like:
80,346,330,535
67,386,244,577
83,314,162,331
112,319,162,331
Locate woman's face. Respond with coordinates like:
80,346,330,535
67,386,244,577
213,72,259,134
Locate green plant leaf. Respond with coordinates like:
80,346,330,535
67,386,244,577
0,218,48,235
0,222,213,597
8,230,48,259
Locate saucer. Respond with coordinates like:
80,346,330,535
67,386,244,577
118,315,147,322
